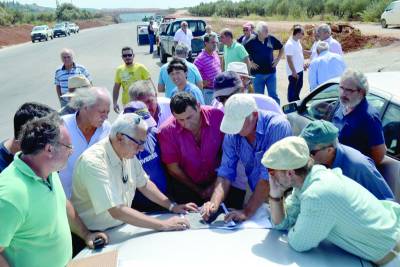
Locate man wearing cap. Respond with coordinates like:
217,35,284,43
237,22,256,46
59,74,91,115
300,120,393,200
158,43,203,98
123,101,169,212
263,136,400,267
194,33,221,105
226,62,254,93
113,46,153,113
202,94,291,222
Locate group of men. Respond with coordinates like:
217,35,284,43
0,19,399,267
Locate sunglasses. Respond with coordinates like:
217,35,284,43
310,145,332,156
121,133,146,146
340,86,360,94
122,54,133,58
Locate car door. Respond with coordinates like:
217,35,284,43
169,22,181,55
393,2,400,24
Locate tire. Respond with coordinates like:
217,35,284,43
45,36,48,41
32,40,35,43
157,45,160,56
160,47,168,63
381,19,388,28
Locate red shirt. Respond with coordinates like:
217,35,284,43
158,106,224,185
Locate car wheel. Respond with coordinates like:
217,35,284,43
157,45,160,56
381,19,388,28
45,36,48,41
160,47,168,63
32,40,35,43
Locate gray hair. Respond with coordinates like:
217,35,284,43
205,25,212,31
110,113,148,139
340,69,369,94
316,41,329,54
128,80,156,101
67,87,111,110
180,21,188,27
60,48,74,57
255,21,268,34
175,43,189,58
317,24,331,35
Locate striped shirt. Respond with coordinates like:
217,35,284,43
275,165,400,262
54,63,91,95
194,50,221,89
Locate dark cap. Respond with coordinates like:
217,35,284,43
213,71,243,98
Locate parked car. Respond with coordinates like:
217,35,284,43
136,22,158,46
68,23,79,33
158,18,206,63
53,23,69,37
282,72,400,202
156,22,169,55
30,25,53,42
381,0,400,28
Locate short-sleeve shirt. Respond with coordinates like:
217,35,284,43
284,37,304,76
245,35,283,75
158,106,224,185
0,140,13,173
71,138,149,231
0,153,72,267
158,60,203,98
223,42,249,70
156,96,173,128
217,110,292,191
54,63,91,95
170,82,205,105
174,28,193,50
194,50,221,89
310,36,343,60
332,98,385,158
114,63,151,105
59,113,111,199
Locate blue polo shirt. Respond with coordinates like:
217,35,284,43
0,140,13,173
332,98,385,158
245,35,283,75
170,82,205,105
332,144,394,200
217,110,292,191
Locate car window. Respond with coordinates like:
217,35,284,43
366,93,386,113
172,23,180,34
386,2,395,10
188,21,197,32
197,21,205,32
382,103,400,159
303,84,339,120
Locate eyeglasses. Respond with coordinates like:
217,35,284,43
58,142,73,150
310,145,332,156
121,133,146,146
122,54,133,58
340,86,360,94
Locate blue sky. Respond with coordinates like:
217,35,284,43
17,0,224,9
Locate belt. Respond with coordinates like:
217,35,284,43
375,240,400,266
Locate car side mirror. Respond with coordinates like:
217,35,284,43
282,102,298,114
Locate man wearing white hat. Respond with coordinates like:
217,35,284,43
59,74,92,115
202,94,291,222
263,136,400,267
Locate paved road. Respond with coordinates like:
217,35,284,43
0,21,399,140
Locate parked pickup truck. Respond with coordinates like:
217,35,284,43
31,25,53,42
158,18,206,63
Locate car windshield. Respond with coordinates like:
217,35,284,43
55,24,64,28
33,26,46,31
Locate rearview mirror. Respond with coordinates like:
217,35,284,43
282,103,298,114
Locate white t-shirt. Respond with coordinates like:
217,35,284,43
284,37,304,76
157,96,172,128
174,28,193,51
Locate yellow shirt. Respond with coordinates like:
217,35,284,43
71,138,149,231
114,63,151,105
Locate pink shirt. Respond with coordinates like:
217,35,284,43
158,106,224,185
194,50,221,89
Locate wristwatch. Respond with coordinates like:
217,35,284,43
168,202,177,211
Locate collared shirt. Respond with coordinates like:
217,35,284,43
174,28,193,50
332,98,385,158
170,82,205,104
158,106,224,185
194,50,221,89
223,41,249,70
308,50,346,90
155,96,172,128
59,113,111,199
0,140,13,173
54,63,91,95
332,144,394,200
275,165,400,262
0,153,71,267
158,59,203,98
212,94,283,114
237,33,256,46
217,110,292,191
245,35,283,75
284,37,304,76
114,63,151,105
310,36,343,60
71,138,149,231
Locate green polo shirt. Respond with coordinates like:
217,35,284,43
0,153,72,267
275,165,400,262
223,41,249,70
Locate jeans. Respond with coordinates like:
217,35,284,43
253,73,279,105
148,34,155,54
203,88,214,105
287,71,303,102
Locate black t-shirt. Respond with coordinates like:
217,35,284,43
0,140,14,173
148,24,155,36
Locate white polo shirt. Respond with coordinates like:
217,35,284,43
174,28,193,51
284,37,304,76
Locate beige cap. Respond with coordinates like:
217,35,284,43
262,136,310,170
227,62,254,79
68,75,90,89
220,94,257,134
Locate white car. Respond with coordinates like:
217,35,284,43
30,25,53,42
381,0,400,28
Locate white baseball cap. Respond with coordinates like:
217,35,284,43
220,94,257,134
227,62,254,79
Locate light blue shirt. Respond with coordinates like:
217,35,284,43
158,59,203,98
170,82,205,105
308,50,346,91
217,110,292,191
